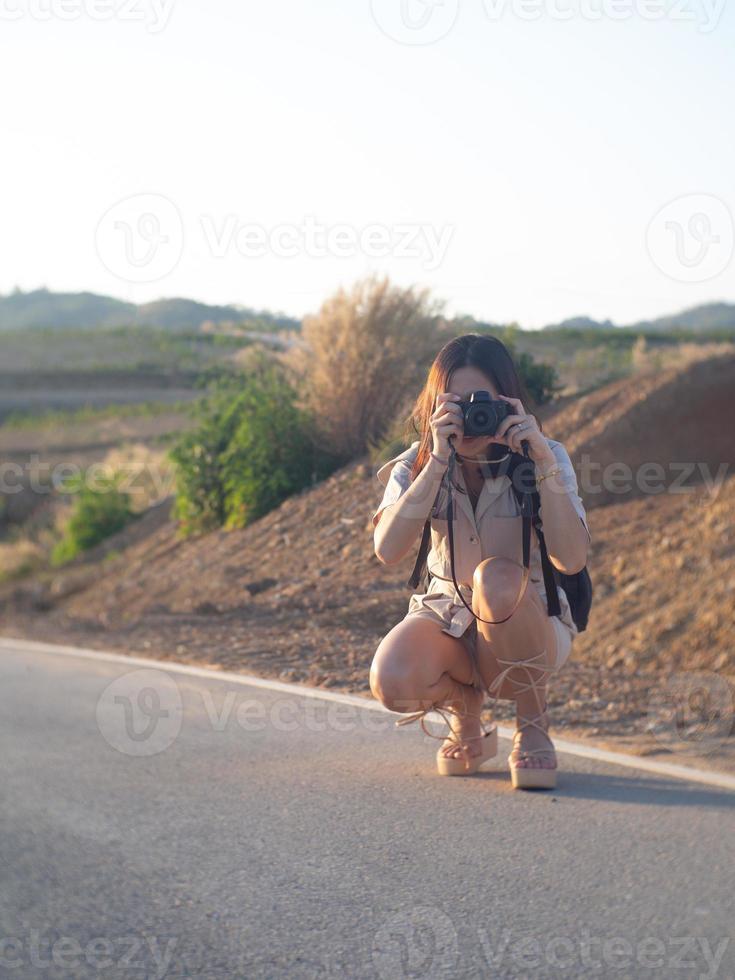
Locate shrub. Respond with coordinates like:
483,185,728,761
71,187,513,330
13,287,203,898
169,353,337,536
283,273,444,462
512,350,561,405
168,378,244,535
51,472,134,566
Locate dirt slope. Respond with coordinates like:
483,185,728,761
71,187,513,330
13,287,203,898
550,353,735,505
2,353,734,764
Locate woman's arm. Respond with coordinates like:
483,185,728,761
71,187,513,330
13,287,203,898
373,455,447,565
534,448,590,575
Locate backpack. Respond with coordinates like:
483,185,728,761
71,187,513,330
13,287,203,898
407,449,593,633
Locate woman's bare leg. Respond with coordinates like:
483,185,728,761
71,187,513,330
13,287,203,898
370,617,488,760
470,556,559,770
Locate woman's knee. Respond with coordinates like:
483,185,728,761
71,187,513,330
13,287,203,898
369,642,421,711
369,662,419,712
370,616,452,711
472,557,524,620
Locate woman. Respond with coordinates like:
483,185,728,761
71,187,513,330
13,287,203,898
369,334,590,789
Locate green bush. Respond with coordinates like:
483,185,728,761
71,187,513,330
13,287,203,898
513,350,561,405
169,359,338,536
51,473,134,566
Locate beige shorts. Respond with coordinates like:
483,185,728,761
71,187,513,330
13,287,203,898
406,608,575,679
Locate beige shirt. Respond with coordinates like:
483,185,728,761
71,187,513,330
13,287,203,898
372,437,591,640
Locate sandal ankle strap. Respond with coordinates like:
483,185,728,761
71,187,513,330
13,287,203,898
478,650,557,766
510,702,556,763
393,680,492,769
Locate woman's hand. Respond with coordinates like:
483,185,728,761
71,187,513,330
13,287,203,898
490,395,555,465
430,392,463,460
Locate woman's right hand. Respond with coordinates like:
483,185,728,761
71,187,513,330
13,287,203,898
430,392,463,461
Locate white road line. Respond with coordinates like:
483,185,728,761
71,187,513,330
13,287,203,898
2,635,734,792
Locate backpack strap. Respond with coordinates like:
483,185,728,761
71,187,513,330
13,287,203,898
533,519,562,618
511,479,563,619
406,518,432,590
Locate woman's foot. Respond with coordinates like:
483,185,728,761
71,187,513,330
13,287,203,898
511,705,557,770
437,683,488,762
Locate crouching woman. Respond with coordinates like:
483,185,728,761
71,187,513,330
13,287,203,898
369,333,590,789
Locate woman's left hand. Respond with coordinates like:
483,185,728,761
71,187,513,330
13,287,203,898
490,395,554,464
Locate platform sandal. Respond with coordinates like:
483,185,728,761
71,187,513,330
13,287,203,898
394,679,498,776
483,647,558,790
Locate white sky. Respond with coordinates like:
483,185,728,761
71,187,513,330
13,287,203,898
1,0,733,327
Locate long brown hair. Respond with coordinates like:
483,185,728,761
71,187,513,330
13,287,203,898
408,333,542,483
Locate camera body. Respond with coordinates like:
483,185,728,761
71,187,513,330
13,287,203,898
456,390,511,437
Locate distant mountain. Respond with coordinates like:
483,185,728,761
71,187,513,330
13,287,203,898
136,298,300,332
626,302,735,333
0,289,134,330
542,303,735,333
542,315,615,331
0,289,301,332
3,289,733,336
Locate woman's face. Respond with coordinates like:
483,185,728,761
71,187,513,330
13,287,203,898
446,366,499,455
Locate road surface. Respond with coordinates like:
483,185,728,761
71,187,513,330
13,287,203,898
1,641,733,979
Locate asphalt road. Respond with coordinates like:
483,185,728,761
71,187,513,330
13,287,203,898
1,642,734,980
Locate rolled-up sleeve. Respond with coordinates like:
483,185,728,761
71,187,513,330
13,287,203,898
538,441,591,541
371,460,414,529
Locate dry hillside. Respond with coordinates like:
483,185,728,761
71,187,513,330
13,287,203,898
2,353,734,767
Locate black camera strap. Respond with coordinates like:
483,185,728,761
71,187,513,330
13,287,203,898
445,441,534,625
406,438,557,625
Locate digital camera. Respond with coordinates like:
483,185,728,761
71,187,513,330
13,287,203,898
457,390,511,437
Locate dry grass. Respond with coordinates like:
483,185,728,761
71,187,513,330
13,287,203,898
281,274,444,460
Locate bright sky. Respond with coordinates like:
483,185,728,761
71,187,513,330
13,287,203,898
1,0,733,327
